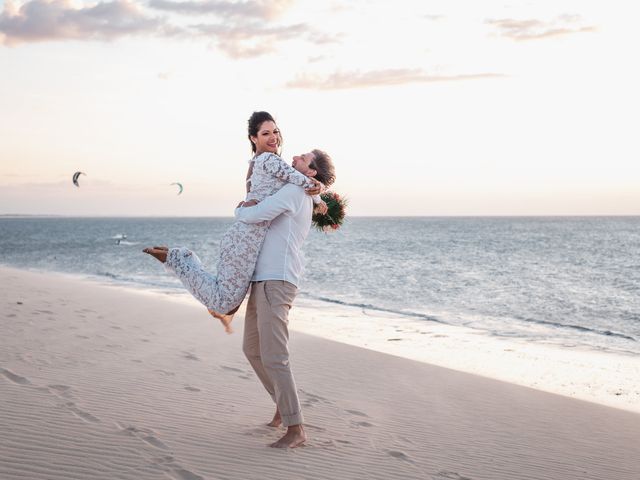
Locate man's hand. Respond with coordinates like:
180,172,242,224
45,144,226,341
305,178,323,196
313,200,328,215
237,199,260,208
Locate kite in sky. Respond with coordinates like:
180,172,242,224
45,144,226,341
171,182,183,195
72,171,86,187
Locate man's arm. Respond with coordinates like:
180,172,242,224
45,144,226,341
235,184,304,224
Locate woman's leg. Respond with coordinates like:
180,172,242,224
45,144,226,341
160,222,268,319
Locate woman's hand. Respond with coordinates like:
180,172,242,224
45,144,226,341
237,199,260,208
314,200,328,215
305,178,324,196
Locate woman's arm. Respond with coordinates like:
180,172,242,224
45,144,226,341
261,153,316,190
235,184,301,224
261,153,324,203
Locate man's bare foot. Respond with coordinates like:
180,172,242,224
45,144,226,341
267,409,282,428
270,425,306,448
143,247,167,263
208,310,234,334
153,246,169,251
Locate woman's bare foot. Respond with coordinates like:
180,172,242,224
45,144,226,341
267,409,282,428
153,246,169,251
208,310,234,334
270,425,306,448
142,247,167,263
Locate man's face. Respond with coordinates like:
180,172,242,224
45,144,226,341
292,152,316,176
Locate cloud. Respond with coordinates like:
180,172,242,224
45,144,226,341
148,0,293,20
0,0,335,58
188,18,340,59
486,15,597,41
0,0,173,45
286,68,506,90
190,21,313,58
307,54,327,63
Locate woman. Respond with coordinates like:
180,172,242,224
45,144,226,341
143,112,326,332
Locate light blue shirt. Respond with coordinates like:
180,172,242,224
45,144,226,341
234,183,313,287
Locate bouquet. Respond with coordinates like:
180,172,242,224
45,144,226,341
312,191,347,232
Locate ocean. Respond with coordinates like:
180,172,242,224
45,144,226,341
1,216,639,355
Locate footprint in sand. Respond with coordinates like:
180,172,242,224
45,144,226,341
142,435,170,450
184,386,201,392
182,352,199,361
169,467,205,480
299,389,330,405
304,423,326,432
244,426,273,437
48,384,72,398
220,365,243,373
116,424,169,450
345,409,369,418
151,455,175,465
155,369,175,376
149,456,204,480
395,434,415,445
352,421,374,428
65,402,100,423
433,471,473,480
386,449,414,463
0,368,31,385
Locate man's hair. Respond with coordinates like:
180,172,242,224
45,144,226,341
309,149,336,187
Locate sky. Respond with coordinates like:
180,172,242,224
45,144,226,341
0,0,638,216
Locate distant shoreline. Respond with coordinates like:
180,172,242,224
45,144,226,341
2,214,640,219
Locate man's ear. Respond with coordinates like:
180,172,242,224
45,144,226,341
308,169,317,178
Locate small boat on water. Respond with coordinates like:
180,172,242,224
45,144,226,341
112,234,127,245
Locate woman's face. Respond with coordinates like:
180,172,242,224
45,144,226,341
251,120,281,155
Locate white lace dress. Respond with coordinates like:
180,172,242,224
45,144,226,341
164,153,317,314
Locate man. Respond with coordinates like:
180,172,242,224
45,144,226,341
235,149,335,448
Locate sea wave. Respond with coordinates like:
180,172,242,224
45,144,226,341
302,292,638,343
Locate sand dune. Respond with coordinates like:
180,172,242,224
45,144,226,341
1,266,640,480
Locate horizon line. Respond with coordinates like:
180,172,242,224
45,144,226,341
2,214,640,219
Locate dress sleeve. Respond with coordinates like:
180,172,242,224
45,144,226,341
235,184,301,223
261,153,316,190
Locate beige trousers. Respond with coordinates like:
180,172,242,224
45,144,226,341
242,280,303,427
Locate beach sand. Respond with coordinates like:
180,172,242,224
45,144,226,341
2,266,640,480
